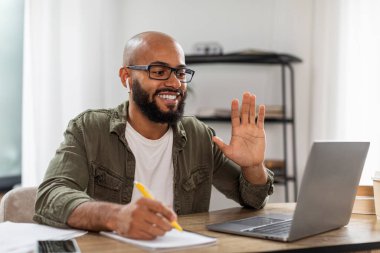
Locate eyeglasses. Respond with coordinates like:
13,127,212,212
126,64,195,83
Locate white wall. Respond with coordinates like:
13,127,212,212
20,0,315,207
108,0,315,207
30,0,313,207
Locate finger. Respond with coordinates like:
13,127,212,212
135,198,177,234
241,92,251,125
117,213,158,240
145,212,172,232
138,198,177,222
129,229,156,240
212,136,227,151
257,104,265,129
249,94,256,125
130,210,169,237
142,220,168,237
231,99,240,128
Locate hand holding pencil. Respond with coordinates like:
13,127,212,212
134,181,183,232
110,182,180,240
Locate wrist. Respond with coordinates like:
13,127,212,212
104,204,123,231
241,162,264,171
241,162,268,185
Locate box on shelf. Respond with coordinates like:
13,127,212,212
352,185,375,215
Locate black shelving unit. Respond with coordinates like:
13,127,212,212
186,52,302,202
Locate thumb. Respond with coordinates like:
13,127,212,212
212,136,228,153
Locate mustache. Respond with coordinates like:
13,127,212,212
154,88,184,97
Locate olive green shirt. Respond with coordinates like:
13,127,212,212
33,101,274,228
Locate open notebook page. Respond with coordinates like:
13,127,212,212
0,221,87,253
100,229,217,250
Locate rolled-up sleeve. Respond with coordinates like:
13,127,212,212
239,169,274,209
33,119,93,228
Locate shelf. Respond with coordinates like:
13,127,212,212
186,52,302,65
186,50,301,202
195,116,294,123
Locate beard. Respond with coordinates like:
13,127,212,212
131,79,187,124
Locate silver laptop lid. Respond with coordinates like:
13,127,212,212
288,141,369,241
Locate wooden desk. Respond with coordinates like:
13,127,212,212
76,203,380,252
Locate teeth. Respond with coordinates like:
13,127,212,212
158,94,177,100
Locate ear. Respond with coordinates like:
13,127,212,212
119,67,128,88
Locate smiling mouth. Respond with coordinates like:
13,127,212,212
154,88,183,102
157,93,180,100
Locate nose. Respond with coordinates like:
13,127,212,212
164,71,182,89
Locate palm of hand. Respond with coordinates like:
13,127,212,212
213,92,266,168
227,124,266,168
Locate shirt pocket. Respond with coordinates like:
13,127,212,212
182,166,210,192
92,164,123,202
179,165,212,214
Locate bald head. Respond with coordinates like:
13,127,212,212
122,31,184,66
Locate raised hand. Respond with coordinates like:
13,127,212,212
212,92,268,184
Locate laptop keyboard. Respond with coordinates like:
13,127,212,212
246,220,292,235
232,217,285,227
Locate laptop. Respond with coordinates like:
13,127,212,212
207,141,370,242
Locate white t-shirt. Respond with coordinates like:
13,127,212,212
126,123,174,207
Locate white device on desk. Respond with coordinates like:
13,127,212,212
207,141,370,242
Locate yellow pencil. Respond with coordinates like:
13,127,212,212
134,181,183,232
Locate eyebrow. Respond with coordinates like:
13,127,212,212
150,61,187,68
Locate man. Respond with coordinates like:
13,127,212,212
34,31,274,240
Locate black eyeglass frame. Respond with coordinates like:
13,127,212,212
126,64,195,83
